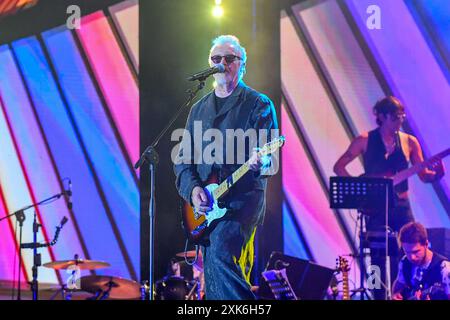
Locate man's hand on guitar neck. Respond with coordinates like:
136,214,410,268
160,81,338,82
191,186,212,216
426,158,445,182
248,148,271,172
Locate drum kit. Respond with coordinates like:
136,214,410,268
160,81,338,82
155,250,205,300
42,257,141,300
42,250,204,300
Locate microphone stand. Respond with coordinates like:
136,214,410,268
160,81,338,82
20,215,67,301
14,210,25,300
135,79,206,300
0,189,69,300
31,211,40,301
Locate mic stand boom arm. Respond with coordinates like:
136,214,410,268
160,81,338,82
0,190,67,223
134,80,205,169
0,189,70,301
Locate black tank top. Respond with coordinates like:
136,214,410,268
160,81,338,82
363,129,409,193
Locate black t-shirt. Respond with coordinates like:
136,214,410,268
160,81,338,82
214,93,229,113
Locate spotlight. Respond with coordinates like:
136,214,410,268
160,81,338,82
212,5,224,18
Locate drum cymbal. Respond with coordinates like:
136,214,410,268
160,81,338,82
80,275,141,300
43,259,110,270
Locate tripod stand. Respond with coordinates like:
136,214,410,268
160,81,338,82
0,188,70,300
330,176,393,300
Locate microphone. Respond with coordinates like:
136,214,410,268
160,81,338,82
67,179,73,210
187,64,225,81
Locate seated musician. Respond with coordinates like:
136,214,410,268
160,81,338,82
392,222,450,300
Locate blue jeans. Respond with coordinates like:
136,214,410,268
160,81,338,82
201,219,257,300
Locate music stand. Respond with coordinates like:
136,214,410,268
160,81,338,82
262,268,297,300
330,176,394,300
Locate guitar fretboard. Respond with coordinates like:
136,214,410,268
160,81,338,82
393,148,450,186
342,271,350,300
212,158,253,200
212,139,284,200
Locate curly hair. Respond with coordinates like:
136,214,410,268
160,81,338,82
373,96,405,126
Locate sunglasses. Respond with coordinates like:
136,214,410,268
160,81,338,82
390,112,406,120
210,54,242,64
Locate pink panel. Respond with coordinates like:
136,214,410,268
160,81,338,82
0,185,26,282
281,12,361,243
0,93,58,284
294,0,383,133
282,104,358,273
77,11,139,163
109,0,139,72
346,0,450,228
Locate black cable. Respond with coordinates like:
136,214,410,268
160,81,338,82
183,239,199,267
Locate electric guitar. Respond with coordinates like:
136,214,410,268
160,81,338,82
390,147,449,186
364,147,449,187
336,256,350,300
182,136,285,244
402,282,446,300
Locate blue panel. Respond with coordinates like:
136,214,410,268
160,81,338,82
11,36,133,279
42,27,139,279
408,0,450,80
283,202,310,261
0,45,85,273
346,0,450,228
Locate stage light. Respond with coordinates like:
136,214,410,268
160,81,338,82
212,5,224,18
0,0,38,18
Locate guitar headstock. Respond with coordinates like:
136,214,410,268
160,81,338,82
259,136,286,156
336,256,350,273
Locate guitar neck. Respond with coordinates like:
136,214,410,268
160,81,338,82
393,148,450,186
342,271,350,300
213,161,251,200
211,136,285,200
407,282,441,300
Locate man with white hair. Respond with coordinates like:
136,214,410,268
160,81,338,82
174,35,278,300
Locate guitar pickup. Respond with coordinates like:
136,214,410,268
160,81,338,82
192,221,208,236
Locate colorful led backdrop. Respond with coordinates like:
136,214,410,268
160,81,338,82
281,0,450,292
0,0,139,287
1,0,448,299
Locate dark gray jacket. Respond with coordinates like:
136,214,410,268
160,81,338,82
173,81,278,226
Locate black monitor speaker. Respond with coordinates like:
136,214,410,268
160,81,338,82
259,252,335,300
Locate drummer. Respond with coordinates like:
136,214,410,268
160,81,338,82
169,251,205,299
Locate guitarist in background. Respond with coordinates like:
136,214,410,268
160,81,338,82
392,222,450,300
333,96,445,299
174,35,278,300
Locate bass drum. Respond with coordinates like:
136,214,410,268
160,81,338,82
155,276,198,300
